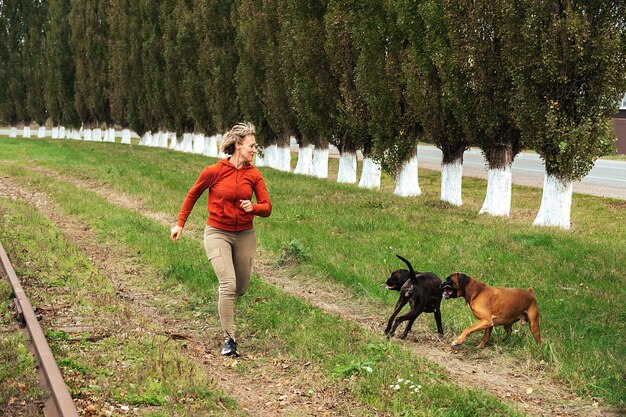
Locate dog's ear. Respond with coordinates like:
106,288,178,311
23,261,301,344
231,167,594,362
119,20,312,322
400,270,409,282
458,273,469,287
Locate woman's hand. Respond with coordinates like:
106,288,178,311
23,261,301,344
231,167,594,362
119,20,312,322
239,199,253,213
170,225,183,241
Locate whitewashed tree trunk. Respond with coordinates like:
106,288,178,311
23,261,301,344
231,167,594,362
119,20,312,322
192,133,205,154
206,135,218,157
479,166,512,216
9,126,17,138
394,154,421,197
337,151,357,184
276,145,291,172
158,131,167,148
358,157,382,189
181,133,192,152
92,128,102,142
139,132,150,146
59,126,66,139
533,174,573,229
83,128,92,141
255,152,265,167
72,129,81,140
121,128,131,144
311,147,329,178
22,126,31,138
264,144,278,168
107,128,116,142
51,127,59,139
37,126,46,138
441,159,463,205
294,144,314,175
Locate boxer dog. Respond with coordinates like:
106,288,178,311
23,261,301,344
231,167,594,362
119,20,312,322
384,255,443,339
441,273,541,348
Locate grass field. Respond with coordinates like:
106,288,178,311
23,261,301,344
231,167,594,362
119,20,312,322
0,137,624,415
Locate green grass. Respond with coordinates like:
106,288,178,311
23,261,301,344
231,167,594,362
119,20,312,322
0,136,624,409
0,195,242,416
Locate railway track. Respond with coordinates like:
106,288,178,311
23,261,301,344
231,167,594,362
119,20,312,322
0,241,79,417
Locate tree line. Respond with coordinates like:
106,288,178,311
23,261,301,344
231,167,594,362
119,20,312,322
0,0,624,229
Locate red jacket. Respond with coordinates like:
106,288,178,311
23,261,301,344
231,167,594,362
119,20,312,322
177,159,272,232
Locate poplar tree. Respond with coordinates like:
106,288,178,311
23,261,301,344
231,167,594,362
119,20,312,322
194,0,239,134
0,0,27,129
352,0,421,194
511,0,626,228
109,0,135,133
24,0,48,134
277,0,335,177
324,0,368,184
44,0,78,131
139,0,166,135
399,0,470,205
442,0,523,216
233,0,276,156
69,0,110,135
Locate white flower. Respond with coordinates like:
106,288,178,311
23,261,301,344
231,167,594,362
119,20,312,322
362,366,373,374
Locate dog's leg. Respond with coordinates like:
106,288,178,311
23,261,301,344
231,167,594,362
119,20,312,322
452,319,494,347
477,327,493,349
385,298,408,336
434,307,443,336
393,308,423,339
503,323,513,341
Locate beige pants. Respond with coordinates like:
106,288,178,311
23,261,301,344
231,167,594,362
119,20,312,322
204,226,256,339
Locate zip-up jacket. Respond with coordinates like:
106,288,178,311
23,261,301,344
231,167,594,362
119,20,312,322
176,159,272,232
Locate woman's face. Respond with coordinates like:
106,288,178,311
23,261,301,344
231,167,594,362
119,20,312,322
236,134,257,163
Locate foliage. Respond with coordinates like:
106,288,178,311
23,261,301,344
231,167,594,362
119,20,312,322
509,0,626,181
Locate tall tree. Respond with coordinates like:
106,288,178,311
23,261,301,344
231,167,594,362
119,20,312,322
401,0,470,205
139,0,167,136
69,0,110,137
442,0,524,216
511,0,626,228
325,0,369,184
277,0,336,178
0,0,27,130
353,0,422,194
233,0,276,163
24,0,48,136
44,0,78,132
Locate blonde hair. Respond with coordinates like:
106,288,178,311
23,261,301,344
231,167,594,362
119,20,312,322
220,122,256,155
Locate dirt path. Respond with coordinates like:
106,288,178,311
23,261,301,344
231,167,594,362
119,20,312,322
0,174,380,417
3,166,622,417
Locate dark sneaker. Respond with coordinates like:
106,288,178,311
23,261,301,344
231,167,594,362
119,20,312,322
221,338,240,357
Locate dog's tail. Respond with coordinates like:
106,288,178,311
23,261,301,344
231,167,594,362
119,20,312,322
396,254,417,283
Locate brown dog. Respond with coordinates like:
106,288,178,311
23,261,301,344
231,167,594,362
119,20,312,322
440,273,541,348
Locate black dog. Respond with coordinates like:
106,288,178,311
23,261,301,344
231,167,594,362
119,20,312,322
384,255,444,339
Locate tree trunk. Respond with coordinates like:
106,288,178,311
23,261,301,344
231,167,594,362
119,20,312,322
441,158,463,205
23,125,32,138
92,128,102,142
311,146,329,178
37,126,46,139
59,126,66,139
358,157,382,189
205,134,219,157
10,126,17,138
51,127,59,139
121,128,132,144
394,151,421,197
533,174,572,229
264,143,278,168
337,151,357,183
294,144,314,175
479,167,512,216
83,127,92,141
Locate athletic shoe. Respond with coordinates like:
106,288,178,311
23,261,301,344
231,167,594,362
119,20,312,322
221,337,240,357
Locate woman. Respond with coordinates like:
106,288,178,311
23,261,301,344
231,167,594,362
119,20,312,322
170,122,272,357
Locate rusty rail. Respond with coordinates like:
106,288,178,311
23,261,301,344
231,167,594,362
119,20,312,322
0,241,79,417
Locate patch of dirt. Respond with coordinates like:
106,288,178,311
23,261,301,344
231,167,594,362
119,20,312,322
0,175,379,417
3,168,623,417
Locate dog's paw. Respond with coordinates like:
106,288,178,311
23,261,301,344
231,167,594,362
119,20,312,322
451,340,462,347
